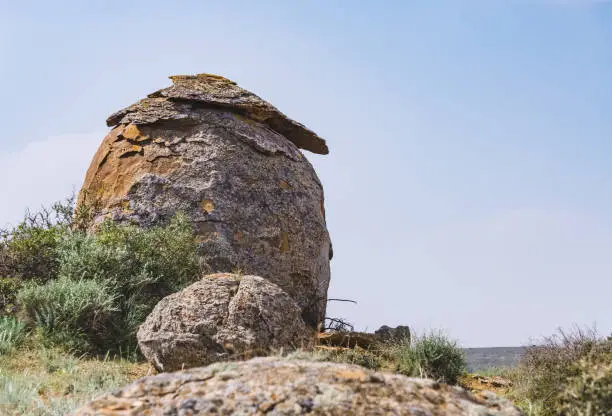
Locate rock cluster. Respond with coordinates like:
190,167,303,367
75,357,524,416
77,74,332,328
375,325,412,343
137,273,314,372
72,75,525,415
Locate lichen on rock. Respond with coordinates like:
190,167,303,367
137,273,315,372
106,73,328,154
75,357,525,415
78,74,332,328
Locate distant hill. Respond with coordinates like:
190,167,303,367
463,347,526,372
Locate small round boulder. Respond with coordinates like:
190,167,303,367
137,273,314,371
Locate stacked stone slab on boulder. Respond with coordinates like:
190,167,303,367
137,273,314,372
77,74,332,328
76,357,524,416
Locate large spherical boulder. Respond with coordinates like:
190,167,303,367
77,74,331,328
137,273,314,371
76,357,524,415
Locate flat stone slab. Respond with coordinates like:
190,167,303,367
106,73,328,155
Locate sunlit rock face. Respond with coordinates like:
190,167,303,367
77,74,331,328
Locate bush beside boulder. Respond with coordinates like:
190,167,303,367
2,209,203,354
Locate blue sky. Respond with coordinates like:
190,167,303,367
1,1,611,347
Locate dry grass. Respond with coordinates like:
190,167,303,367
505,327,612,416
558,344,612,415
380,330,467,384
290,329,467,385
0,346,151,415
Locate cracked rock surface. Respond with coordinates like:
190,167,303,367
106,73,328,155
137,273,314,372
78,74,331,327
75,357,524,416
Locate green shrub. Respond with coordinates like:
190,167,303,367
387,330,467,384
57,214,202,343
0,317,27,354
559,344,612,415
0,278,22,315
0,225,67,282
58,213,200,294
290,331,465,384
17,277,119,352
0,197,75,283
17,213,202,354
508,327,610,416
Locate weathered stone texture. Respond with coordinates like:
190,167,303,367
75,357,524,416
137,274,314,372
106,74,328,155
78,74,331,327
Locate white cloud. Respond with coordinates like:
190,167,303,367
0,133,102,228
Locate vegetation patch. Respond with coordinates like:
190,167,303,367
504,327,612,416
1,197,203,355
558,344,612,415
292,329,467,385
0,317,28,355
382,330,467,385
18,278,119,353
0,198,74,284
0,347,149,415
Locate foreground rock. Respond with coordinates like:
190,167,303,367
137,273,314,371
76,357,524,415
78,73,332,327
